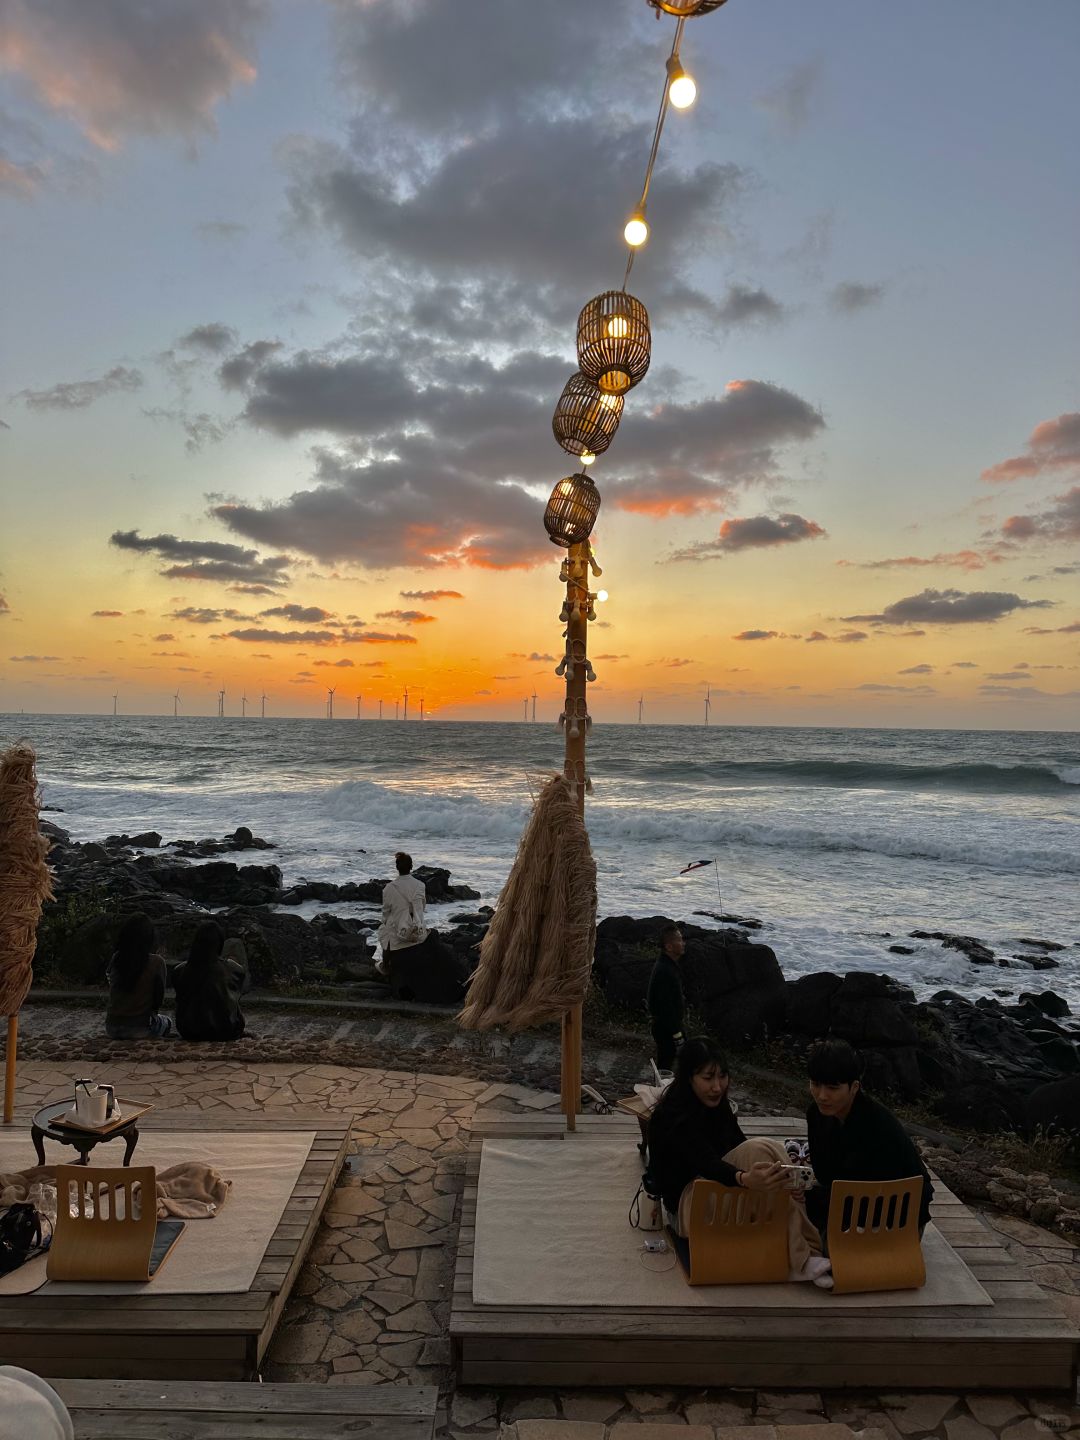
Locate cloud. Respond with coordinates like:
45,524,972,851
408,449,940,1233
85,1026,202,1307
1022,619,1080,636
854,683,937,695
510,652,556,663
982,413,1080,483
839,550,996,572
978,685,1080,700
259,604,333,624
9,654,60,662
899,664,934,675
671,512,825,562
91,609,123,618
663,658,695,667
142,406,230,453
177,322,237,354
983,672,1027,681
0,595,10,615
732,630,778,642
834,630,869,643
111,529,291,588
595,653,629,661
218,339,284,391
152,633,175,642
19,365,142,410
400,589,463,601
375,609,435,625
611,381,825,517
829,281,886,314
844,588,1053,626
224,628,338,646
197,220,246,241
0,0,264,151
757,58,823,135
314,659,355,668
1001,486,1080,545
168,606,251,624
713,284,786,327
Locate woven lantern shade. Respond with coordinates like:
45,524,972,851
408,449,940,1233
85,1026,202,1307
552,372,625,460
577,291,651,396
544,473,601,548
646,0,728,15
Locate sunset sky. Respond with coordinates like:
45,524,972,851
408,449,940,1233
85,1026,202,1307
2,0,1078,729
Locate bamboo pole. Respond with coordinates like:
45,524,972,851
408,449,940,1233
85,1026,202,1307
3,1015,16,1124
560,540,592,1131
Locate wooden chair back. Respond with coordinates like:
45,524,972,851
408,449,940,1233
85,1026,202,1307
48,1166,159,1282
828,1176,926,1294
684,1180,790,1285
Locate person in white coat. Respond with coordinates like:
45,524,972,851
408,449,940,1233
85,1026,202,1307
378,852,429,955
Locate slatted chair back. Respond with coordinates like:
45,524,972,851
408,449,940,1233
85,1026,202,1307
47,1166,159,1282
828,1176,926,1294
684,1180,791,1285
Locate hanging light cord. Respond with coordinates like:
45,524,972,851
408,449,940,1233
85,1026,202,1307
623,16,686,290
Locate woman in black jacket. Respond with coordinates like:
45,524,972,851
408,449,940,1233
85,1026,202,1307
647,1037,831,1284
173,921,246,1042
105,913,172,1039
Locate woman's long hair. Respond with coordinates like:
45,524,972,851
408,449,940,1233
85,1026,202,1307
652,1036,731,1127
186,920,225,968
111,912,156,991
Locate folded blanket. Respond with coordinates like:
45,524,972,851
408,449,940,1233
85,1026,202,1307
0,1162,230,1220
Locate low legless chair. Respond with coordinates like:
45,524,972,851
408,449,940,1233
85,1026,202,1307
683,1180,791,1285
827,1176,926,1295
48,1166,163,1282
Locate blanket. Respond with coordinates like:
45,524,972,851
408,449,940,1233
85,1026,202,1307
0,1161,230,1220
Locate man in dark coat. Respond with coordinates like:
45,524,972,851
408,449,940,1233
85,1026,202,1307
647,924,687,1071
804,1038,934,1243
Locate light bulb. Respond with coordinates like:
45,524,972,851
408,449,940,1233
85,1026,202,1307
667,58,697,110
580,451,597,466
605,315,629,339
623,212,649,247
596,589,609,603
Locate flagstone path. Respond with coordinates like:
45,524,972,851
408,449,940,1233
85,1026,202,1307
7,1058,1079,1439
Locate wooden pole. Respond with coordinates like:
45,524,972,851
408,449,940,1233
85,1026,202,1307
3,1015,16,1124
560,540,593,1131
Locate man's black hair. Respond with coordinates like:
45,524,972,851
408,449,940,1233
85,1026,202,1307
660,923,682,948
807,1037,863,1086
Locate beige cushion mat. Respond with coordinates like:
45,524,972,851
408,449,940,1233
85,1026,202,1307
0,1129,314,1296
474,1137,992,1310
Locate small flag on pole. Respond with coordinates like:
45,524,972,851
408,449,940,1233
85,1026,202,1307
679,859,713,875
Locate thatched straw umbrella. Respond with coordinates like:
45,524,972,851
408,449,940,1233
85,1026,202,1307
0,744,53,1123
459,773,596,1034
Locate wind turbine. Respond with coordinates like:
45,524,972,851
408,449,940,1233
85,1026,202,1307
260,691,267,718
523,697,529,721
217,687,225,718
173,689,181,719
326,686,336,720
395,699,400,720
531,690,538,721
241,692,248,718
419,695,425,721
704,686,711,726
356,694,362,719
378,698,383,720
112,693,118,717
638,694,644,724
403,685,409,721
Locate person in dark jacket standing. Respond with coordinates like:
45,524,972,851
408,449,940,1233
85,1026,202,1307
173,921,246,1042
804,1038,934,1242
647,924,687,1070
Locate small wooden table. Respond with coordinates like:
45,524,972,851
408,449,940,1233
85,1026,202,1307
31,1100,141,1167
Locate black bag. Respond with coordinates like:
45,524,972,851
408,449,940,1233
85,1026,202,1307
0,1201,51,1276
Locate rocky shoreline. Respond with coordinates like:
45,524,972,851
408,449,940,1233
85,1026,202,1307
32,818,1080,1150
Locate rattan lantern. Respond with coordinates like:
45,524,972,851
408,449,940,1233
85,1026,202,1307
646,0,728,16
577,291,651,396
544,473,601,548
552,372,624,460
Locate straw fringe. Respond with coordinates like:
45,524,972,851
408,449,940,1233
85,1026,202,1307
0,744,53,1018
459,773,596,1032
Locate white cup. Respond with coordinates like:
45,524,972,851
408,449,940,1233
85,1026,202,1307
86,1089,109,1126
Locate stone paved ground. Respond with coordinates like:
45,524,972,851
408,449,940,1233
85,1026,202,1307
8,1058,1079,1440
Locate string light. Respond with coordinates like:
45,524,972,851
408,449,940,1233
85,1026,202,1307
666,56,697,108
623,210,649,247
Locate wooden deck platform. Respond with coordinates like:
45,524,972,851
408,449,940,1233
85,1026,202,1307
0,1113,349,1381
54,1379,437,1439
451,1113,1080,1392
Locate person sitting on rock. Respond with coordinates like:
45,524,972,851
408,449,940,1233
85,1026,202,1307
172,920,246,1042
378,852,429,957
647,1037,832,1286
647,924,687,1072
804,1038,933,1243
105,912,172,1040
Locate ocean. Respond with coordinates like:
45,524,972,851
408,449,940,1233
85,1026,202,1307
4,715,1077,1006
